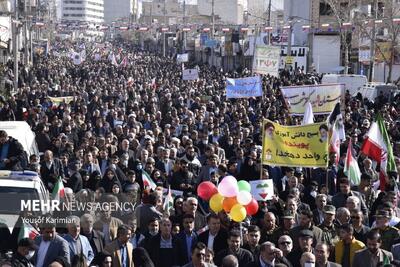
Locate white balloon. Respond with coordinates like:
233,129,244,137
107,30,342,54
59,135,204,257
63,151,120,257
237,191,252,205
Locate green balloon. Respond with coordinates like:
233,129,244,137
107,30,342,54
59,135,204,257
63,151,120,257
237,180,251,192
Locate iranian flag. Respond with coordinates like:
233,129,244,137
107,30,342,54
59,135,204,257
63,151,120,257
52,177,65,201
163,186,173,215
18,222,39,241
142,171,157,190
344,140,361,186
361,114,397,190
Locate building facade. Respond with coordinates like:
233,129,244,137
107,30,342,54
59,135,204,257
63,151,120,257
62,0,104,23
197,0,247,25
103,0,135,23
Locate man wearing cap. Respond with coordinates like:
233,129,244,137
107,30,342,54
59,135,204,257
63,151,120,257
11,238,37,267
318,205,338,247
289,210,323,250
334,223,364,267
373,209,400,251
287,229,314,267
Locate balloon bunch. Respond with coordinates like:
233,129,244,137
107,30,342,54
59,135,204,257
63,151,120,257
197,176,259,222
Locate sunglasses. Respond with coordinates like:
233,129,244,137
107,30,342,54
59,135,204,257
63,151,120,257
279,241,291,245
196,253,205,258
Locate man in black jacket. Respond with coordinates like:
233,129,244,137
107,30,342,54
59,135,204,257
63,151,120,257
40,150,64,191
66,160,83,193
198,213,228,255
11,238,37,267
214,230,253,267
80,213,105,256
143,217,184,267
0,130,26,170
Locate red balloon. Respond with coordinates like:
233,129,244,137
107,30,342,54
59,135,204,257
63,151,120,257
197,181,218,200
245,198,259,216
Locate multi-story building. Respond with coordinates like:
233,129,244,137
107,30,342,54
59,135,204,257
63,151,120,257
197,0,247,25
103,0,135,23
62,0,104,24
140,0,200,25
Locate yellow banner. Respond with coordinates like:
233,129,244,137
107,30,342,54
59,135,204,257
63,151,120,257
49,96,74,105
375,42,392,63
262,120,329,168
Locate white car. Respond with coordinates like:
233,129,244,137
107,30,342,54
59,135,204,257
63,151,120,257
0,170,49,231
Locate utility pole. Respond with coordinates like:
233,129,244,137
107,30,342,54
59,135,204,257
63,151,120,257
12,0,19,93
163,0,166,57
369,0,378,82
285,0,293,70
211,0,215,66
267,0,272,44
183,0,186,52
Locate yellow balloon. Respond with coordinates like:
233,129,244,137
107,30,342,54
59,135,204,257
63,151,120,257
230,204,247,222
210,193,224,213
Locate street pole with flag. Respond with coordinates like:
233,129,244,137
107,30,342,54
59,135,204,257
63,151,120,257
344,139,361,186
361,113,397,190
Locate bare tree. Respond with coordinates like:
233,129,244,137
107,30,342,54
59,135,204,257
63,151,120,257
355,0,400,83
322,0,360,74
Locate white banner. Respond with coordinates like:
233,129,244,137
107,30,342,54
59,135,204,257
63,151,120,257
280,84,343,115
250,180,274,201
182,69,199,80
177,53,189,63
253,46,280,77
279,46,308,70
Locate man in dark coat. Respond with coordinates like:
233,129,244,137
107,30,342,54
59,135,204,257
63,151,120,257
66,160,83,193
40,150,64,191
0,130,26,170
143,218,184,267
214,230,253,267
11,238,37,267
198,213,228,255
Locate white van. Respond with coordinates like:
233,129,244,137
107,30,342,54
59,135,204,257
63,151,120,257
0,121,39,158
0,170,49,231
359,83,399,102
321,74,368,96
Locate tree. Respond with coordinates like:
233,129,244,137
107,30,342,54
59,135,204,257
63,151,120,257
322,0,360,74
355,0,400,83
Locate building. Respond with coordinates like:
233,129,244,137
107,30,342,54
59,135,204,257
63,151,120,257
103,0,135,23
197,0,247,25
62,0,104,24
246,0,266,25
140,0,200,25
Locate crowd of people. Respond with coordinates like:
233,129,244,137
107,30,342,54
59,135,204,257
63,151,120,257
0,38,400,267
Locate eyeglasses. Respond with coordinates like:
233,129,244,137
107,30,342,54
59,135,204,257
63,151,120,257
279,241,291,245
196,253,205,258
